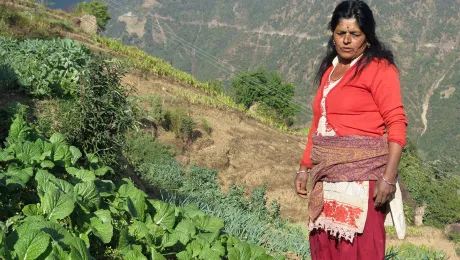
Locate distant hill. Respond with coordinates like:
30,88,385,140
103,0,460,172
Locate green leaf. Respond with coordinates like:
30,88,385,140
40,160,55,169
94,209,111,223
69,237,90,260
45,242,69,260
22,204,41,217
128,221,148,240
42,142,53,158
79,232,90,249
150,248,166,260
16,141,41,164
0,222,12,260
90,217,113,244
72,169,96,182
162,232,179,248
119,181,146,220
127,191,146,221
175,219,196,245
74,181,100,211
6,165,33,185
69,146,81,165
182,203,206,219
54,145,72,167
249,243,267,259
192,215,224,233
86,154,98,164
125,250,147,260
0,150,13,161
94,166,112,176
95,180,115,197
211,242,226,257
199,247,221,260
186,240,202,258
14,229,50,260
49,133,66,145
239,242,252,260
151,201,175,230
117,228,131,254
228,246,239,260
176,251,192,260
41,186,75,221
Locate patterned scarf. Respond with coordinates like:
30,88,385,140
307,135,388,220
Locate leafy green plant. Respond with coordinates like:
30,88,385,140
0,37,91,97
139,161,310,258
0,112,280,259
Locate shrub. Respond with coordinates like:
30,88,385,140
165,108,196,141
64,54,136,164
76,0,110,31
230,67,298,125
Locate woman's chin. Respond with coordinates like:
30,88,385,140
337,52,359,62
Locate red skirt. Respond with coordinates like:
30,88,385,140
309,181,388,260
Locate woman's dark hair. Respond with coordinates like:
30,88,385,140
315,0,396,83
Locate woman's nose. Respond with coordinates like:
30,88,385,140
344,33,351,44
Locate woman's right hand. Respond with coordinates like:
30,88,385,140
295,167,308,198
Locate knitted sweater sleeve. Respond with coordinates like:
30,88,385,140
370,63,408,147
300,124,315,168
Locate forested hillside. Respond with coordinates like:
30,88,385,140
104,0,460,172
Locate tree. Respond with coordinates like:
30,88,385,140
230,67,298,126
77,0,110,31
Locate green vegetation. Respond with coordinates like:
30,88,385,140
398,143,460,227
0,113,280,259
0,37,90,97
131,133,311,258
385,243,447,260
231,67,298,126
76,0,110,30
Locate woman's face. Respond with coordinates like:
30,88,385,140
333,18,367,63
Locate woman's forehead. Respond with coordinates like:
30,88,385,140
335,18,361,30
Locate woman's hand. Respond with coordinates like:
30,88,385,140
295,167,308,199
372,175,396,208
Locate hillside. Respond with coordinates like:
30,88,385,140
0,1,459,259
104,0,460,172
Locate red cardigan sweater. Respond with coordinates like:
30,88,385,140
300,58,408,168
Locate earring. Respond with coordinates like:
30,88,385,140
333,40,336,46
367,43,371,48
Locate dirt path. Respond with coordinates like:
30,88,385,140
420,59,458,136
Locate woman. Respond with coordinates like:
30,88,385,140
295,1,407,259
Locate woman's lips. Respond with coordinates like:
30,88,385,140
341,47,353,52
